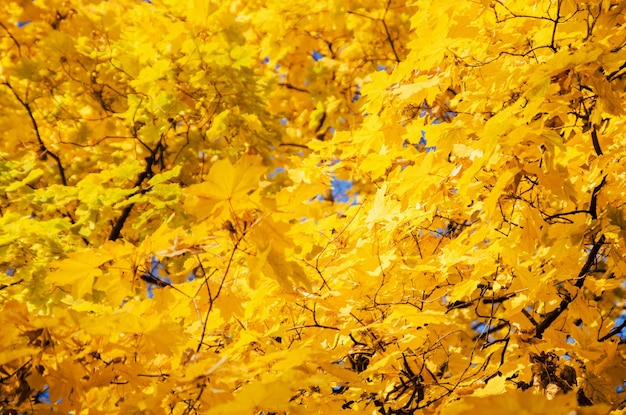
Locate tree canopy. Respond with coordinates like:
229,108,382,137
1,0,625,413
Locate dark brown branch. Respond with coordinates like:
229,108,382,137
286,324,339,331
107,170,149,241
60,135,136,148
598,319,626,342
278,142,310,149
534,234,605,339
534,175,607,339
108,141,164,241
610,40,626,54
591,125,603,155
0,278,24,291
543,209,591,222
544,173,605,223
547,0,562,52
2,82,67,185
521,307,539,327
482,293,517,304
137,373,170,378
534,295,572,340
382,20,400,62
197,235,242,352
607,61,626,81
588,175,606,221
346,10,376,20
382,0,400,63
493,0,558,22
574,235,605,289
463,45,557,67
0,22,21,56
281,83,309,93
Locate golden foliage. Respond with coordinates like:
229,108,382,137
0,0,625,414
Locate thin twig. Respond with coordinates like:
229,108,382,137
2,82,67,185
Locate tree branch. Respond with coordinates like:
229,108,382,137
108,141,164,241
280,83,309,93
591,125,603,156
197,235,242,352
534,176,607,339
2,82,67,185
0,22,21,57
598,319,626,342
382,0,400,62
588,175,606,221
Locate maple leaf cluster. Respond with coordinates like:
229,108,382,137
0,0,625,414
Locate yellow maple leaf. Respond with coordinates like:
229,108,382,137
184,154,266,217
366,183,401,227
47,250,115,298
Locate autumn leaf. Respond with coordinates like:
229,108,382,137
1,0,625,413
46,250,115,298
184,154,266,218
